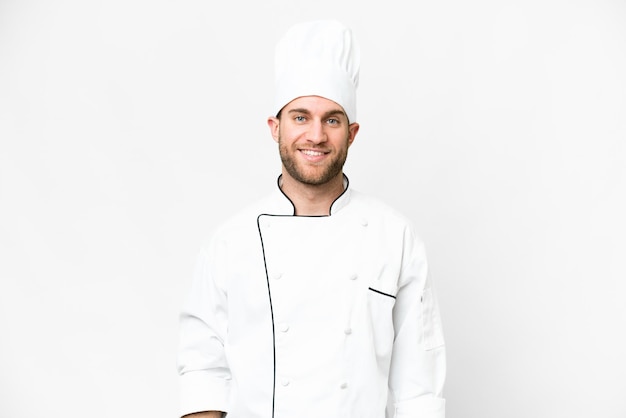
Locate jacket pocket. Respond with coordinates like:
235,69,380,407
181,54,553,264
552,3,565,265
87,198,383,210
367,287,396,358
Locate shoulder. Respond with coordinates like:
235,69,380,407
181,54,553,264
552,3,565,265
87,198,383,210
348,189,427,246
210,194,272,240
349,189,415,227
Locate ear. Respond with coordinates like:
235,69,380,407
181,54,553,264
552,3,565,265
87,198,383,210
267,117,280,143
347,122,360,146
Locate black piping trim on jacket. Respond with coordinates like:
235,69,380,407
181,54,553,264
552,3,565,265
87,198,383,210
276,176,297,215
276,174,350,216
330,174,349,215
368,287,397,299
256,214,276,418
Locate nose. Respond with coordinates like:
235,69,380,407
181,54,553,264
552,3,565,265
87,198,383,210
306,120,327,144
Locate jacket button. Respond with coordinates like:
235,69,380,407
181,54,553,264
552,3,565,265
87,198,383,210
273,272,283,280
281,379,290,386
349,274,358,281
360,218,368,227
340,382,348,389
344,328,352,335
278,323,289,332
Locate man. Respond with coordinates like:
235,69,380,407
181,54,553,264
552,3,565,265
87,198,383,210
178,20,446,418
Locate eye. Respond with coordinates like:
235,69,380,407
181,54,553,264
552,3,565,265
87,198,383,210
327,118,340,125
294,115,306,122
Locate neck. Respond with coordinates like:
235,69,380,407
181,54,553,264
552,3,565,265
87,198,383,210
280,172,345,216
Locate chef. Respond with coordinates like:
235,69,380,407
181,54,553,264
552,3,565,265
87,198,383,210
177,20,446,418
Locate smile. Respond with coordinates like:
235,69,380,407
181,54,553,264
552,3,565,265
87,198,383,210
300,149,328,156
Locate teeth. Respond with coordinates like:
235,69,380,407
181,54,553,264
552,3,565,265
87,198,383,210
301,150,324,156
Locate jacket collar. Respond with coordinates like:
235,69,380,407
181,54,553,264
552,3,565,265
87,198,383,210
272,174,351,216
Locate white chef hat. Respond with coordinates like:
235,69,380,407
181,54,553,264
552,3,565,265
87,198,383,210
273,20,360,123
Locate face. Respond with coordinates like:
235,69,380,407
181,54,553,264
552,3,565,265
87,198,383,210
267,96,359,186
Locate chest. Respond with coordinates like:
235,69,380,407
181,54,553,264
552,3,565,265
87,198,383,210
225,215,402,316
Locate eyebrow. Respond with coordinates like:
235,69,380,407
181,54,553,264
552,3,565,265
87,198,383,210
288,108,347,119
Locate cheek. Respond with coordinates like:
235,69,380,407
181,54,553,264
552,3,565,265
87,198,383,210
332,132,352,148
281,128,307,145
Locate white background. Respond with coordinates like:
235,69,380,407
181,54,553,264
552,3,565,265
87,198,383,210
1,1,625,417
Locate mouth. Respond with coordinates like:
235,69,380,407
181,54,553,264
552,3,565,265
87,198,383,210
298,148,330,163
300,149,328,157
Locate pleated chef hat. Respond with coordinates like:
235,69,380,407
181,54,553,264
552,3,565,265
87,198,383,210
273,20,360,123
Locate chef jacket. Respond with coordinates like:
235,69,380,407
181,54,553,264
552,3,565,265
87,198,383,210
178,176,446,418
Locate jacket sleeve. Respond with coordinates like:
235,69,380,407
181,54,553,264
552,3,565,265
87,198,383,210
388,230,446,418
177,238,231,417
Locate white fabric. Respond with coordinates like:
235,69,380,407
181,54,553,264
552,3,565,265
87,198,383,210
178,179,446,418
273,20,360,123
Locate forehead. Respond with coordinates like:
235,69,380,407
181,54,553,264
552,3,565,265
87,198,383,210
283,95,347,116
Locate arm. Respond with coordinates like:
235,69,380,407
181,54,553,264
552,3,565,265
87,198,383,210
178,241,231,417
388,232,446,418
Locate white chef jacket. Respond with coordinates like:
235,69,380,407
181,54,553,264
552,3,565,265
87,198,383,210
178,176,446,418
